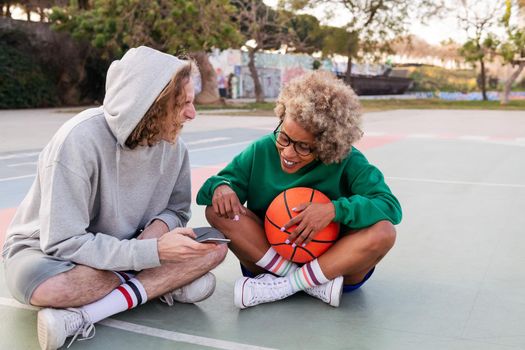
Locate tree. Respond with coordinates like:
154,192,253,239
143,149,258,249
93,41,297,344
284,0,445,82
231,0,289,102
49,0,241,103
457,0,501,100
284,13,324,54
498,0,525,104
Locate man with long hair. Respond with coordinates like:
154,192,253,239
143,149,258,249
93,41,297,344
2,46,227,349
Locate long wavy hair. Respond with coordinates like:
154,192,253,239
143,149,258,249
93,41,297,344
125,63,195,149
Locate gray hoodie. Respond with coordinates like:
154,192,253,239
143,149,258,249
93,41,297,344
2,46,192,271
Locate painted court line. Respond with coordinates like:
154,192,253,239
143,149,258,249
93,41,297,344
100,319,277,350
0,152,40,161
189,141,252,153
387,176,525,188
7,162,38,167
186,137,231,146
0,297,276,350
0,174,35,182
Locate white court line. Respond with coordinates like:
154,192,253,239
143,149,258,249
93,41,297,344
186,137,231,146
190,141,252,153
459,135,489,141
0,297,276,350
0,152,40,161
387,176,525,188
100,319,277,350
406,133,436,139
7,162,38,167
0,174,35,182
365,132,386,137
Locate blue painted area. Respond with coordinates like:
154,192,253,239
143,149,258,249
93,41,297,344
0,177,35,209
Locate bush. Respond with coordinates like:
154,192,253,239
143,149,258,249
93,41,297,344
404,65,478,93
0,38,59,109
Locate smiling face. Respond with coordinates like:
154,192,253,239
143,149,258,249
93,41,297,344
275,117,316,173
161,79,196,142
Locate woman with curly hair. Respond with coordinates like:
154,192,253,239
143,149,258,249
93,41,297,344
3,46,227,349
197,70,402,308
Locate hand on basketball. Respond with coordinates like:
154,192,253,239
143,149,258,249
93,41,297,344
212,184,247,220
157,228,219,263
282,202,336,246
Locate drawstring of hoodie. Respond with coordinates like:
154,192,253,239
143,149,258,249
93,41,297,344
160,143,166,175
115,143,121,217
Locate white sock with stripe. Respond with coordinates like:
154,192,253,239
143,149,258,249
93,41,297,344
112,271,136,283
287,259,329,293
256,247,298,276
81,278,147,323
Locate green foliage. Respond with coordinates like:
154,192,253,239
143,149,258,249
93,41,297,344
460,34,499,64
404,65,478,92
49,0,242,59
320,26,358,57
286,13,324,54
0,40,58,108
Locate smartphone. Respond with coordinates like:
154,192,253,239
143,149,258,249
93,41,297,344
197,237,231,244
194,227,230,244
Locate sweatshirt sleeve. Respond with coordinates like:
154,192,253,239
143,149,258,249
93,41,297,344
196,143,254,206
331,150,402,229
148,148,191,230
39,161,160,271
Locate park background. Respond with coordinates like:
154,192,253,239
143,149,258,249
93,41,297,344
2,0,525,110
1,2,525,350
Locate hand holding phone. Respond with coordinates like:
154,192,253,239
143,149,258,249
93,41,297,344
193,227,230,244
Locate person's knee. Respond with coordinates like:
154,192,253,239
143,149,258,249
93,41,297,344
209,244,228,268
367,220,396,255
205,206,235,234
30,275,67,307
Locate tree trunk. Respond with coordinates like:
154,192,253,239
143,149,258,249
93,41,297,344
5,2,11,17
344,56,353,85
190,51,222,105
501,61,525,105
248,48,265,103
78,0,89,10
479,59,487,101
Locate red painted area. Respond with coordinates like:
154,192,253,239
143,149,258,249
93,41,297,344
0,208,17,249
355,135,404,150
191,164,227,200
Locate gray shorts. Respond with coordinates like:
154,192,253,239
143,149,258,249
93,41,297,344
3,247,75,305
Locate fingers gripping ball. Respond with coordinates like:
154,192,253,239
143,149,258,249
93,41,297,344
264,187,339,263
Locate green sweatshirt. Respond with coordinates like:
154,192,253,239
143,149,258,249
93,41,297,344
197,134,402,230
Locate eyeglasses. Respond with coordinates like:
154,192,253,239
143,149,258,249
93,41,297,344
273,121,315,156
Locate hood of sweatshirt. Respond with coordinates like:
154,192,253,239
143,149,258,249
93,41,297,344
103,46,189,147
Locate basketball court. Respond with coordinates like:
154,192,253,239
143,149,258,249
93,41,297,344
1,107,524,349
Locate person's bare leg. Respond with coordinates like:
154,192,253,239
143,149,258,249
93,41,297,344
206,206,268,275
137,244,227,298
31,265,121,307
31,245,228,308
318,220,396,284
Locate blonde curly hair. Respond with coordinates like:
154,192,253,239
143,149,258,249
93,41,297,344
274,70,363,163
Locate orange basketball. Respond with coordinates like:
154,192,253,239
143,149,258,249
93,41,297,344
264,187,339,263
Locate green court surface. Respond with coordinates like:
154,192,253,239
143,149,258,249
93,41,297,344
1,109,524,349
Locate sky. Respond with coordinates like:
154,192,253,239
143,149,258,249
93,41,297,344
263,0,502,46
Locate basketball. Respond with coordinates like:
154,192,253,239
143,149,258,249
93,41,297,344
264,187,339,263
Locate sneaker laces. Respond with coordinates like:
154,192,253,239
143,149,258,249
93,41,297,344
160,292,176,306
65,308,95,348
248,278,292,303
305,283,329,301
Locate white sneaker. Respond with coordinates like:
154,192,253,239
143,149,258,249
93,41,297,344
234,274,295,309
304,276,344,307
37,307,95,350
160,272,216,306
